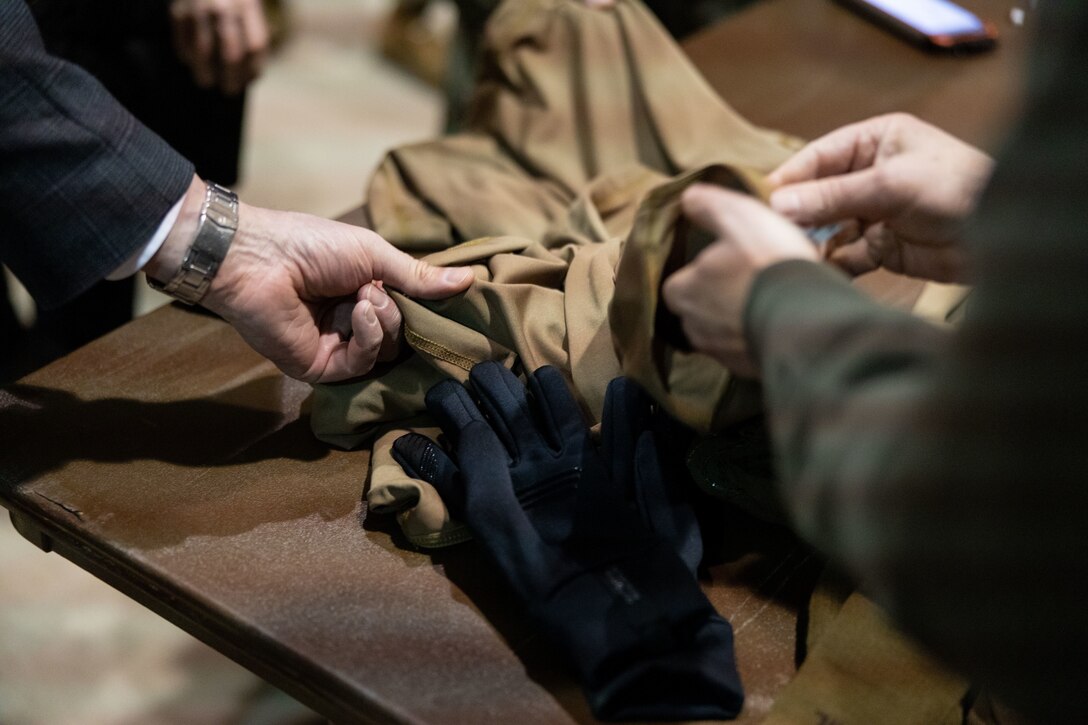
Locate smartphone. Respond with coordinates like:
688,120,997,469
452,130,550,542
835,0,998,53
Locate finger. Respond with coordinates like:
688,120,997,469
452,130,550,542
828,242,881,277
632,431,702,575
600,376,654,490
827,227,883,277
239,0,270,80
769,167,897,226
215,10,247,94
170,5,195,65
661,263,699,318
368,243,475,300
684,185,820,268
822,218,864,260
324,298,383,381
328,296,355,340
468,361,543,461
680,184,767,241
583,0,616,6
685,323,761,379
766,117,885,187
865,231,967,283
425,379,490,453
392,432,469,524
453,419,556,594
362,283,402,362
527,365,586,453
191,8,217,88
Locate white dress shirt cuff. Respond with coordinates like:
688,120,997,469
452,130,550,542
106,195,185,280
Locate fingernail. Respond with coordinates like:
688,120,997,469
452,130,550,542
365,284,389,309
441,267,473,286
361,300,377,325
770,189,800,217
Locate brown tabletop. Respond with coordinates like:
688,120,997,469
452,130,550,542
0,2,1032,723
685,0,1030,151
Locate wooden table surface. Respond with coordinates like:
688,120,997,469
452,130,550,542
0,1,1031,723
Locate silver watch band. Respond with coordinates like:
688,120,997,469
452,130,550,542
148,182,239,305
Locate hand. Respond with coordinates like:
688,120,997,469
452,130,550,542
147,177,474,383
170,0,270,95
767,113,994,283
662,184,818,378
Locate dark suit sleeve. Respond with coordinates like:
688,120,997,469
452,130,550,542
743,5,1088,719
0,0,194,308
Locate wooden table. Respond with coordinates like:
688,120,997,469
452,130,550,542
0,1,1031,722
685,0,1029,150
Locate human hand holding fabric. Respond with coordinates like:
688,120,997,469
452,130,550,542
662,184,818,378
144,176,474,384
170,0,269,95
768,113,994,283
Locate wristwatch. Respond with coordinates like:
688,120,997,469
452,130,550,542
148,182,239,305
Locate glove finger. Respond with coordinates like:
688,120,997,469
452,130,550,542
565,377,652,541
468,361,547,462
391,432,459,488
600,377,655,491
391,431,469,526
425,378,498,456
633,431,703,575
455,419,558,596
527,365,588,454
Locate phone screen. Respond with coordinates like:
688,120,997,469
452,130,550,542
863,0,985,36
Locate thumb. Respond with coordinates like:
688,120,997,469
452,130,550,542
826,236,882,278
370,242,475,300
770,167,894,226
681,184,765,241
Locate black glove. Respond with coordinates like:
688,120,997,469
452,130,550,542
393,362,743,721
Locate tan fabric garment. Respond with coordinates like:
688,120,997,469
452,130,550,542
314,0,802,453
364,0,799,253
